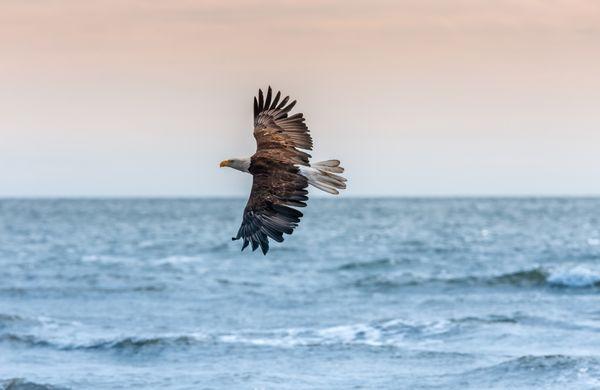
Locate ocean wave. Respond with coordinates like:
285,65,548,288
453,355,600,388
349,270,546,291
0,332,208,352
0,378,68,390
83,334,207,351
480,265,600,288
482,268,549,286
218,318,466,348
352,265,600,290
0,308,215,353
2,312,596,354
218,314,542,349
1,318,443,351
547,265,600,287
0,314,489,351
219,323,385,348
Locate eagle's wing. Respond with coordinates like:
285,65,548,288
253,86,313,159
232,87,312,254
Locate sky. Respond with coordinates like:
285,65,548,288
1,0,600,197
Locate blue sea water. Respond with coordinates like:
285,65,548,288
1,198,600,389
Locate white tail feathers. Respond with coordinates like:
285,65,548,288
300,160,347,195
312,159,345,174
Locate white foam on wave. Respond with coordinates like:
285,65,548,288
547,265,600,287
587,238,600,246
217,318,455,348
219,334,300,348
218,327,313,348
317,323,383,345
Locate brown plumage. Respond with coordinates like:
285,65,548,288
228,87,346,254
232,87,313,254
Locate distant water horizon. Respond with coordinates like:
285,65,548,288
1,198,599,389
2,195,600,201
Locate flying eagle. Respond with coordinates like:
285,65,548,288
220,87,347,254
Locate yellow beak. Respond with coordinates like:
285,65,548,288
219,160,229,168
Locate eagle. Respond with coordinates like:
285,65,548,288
220,87,347,254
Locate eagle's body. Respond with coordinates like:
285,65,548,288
220,87,346,254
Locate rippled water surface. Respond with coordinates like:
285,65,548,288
1,198,600,389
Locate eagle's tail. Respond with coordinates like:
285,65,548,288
301,160,347,195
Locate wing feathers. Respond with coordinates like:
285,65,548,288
271,91,281,109
235,88,314,254
234,199,305,254
276,96,289,110
258,89,264,112
264,87,272,111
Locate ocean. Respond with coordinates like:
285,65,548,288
1,198,599,389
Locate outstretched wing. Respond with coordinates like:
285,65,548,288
233,87,312,254
233,157,308,254
253,86,313,160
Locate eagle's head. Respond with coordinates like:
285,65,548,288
220,157,251,173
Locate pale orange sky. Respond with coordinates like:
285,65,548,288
1,0,600,196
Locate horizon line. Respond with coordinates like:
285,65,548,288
2,194,600,200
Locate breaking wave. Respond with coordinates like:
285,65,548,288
546,265,600,287
0,313,543,352
4,310,599,353
352,265,600,290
